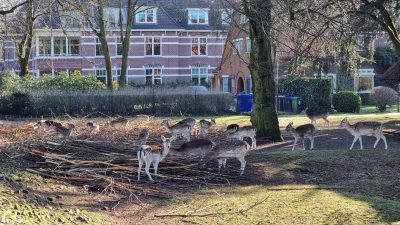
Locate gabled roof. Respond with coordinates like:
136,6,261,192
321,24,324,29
381,60,400,81
36,0,224,31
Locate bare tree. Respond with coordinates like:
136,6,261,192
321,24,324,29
0,0,28,15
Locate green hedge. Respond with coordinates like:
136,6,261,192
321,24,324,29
333,91,361,113
279,77,332,111
0,92,33,116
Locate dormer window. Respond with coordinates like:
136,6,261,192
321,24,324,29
188,9,209,25
136,8,157,24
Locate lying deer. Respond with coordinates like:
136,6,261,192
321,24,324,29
37,120,63,132
198,118,216,137
302,108,330,128
86,121,100,136
340,117,388,150
170,139,216,161
138,128,149,145
210,140,252,175
55,123,75,137
161,119,191,141
176,118,197,136
227,125,257,150
285,122,315,151
108,117,129,130
137,135,172,182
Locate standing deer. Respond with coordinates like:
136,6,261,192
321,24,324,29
161,119,191,141
227,125,257,150
340,117,388,150
302,108,330,128
210,140,252,175
137,135,172,182
285,122,315,151
176,118,197,136
198,118,216,137
108,117,129,130
170,139,216,161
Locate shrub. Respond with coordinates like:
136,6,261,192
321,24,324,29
370,86,398,112
0,92,33,116
279,77,332,111
333,91,361,113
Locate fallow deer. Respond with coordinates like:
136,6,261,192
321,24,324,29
108,117,129,130
302,108,330,128
176,118,197,136
86,121,100,136
198,118,216,137
340,117,388,150
228,125,257,150
170,139,216,161
285,122,315,151
137,135,172,182
161,119,191,141
210,140,252,175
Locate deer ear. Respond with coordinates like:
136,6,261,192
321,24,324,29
161,135,166,141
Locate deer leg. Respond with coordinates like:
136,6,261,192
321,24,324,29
358,136,363,150
373,135,381,149
324,118,330,128
218,159,224,173
222,159,227,168
137,159,143,181
381,135,388,149
238,157,246,176
292,138,298,151
302,138,306,150
350,136,358,150
310,136,314,150
153,160,160,181
144,161,154,182
252,137,257,150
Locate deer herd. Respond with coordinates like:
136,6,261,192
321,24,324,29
33,108,390,182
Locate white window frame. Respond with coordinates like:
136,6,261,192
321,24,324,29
240,14,248,24
145,37,161,56
68,38,80,56
233,38,243,54
95,69,107,84
135,7,157,24
116,37,123,56
95,38,103,56
145,65,162,85
60,11,80,28
188,8,209,25
54,38,67,56
354,69,375,93
39,38,52,56
191,65,209,85
246,37,251,53
191,37,207,56
113,69,121,82
221,75,232,93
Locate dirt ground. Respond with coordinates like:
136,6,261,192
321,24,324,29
1,117,400,224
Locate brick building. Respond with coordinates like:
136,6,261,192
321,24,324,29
0,0,227,87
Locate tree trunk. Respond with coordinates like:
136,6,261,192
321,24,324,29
17,0,34,77
97,1,114,90
119,0,135,87
244,0,283,142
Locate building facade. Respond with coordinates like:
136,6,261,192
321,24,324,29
0,0,227,87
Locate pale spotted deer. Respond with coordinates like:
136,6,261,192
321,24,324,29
170,139,216,161
161,119,191,141
227,125,257,150
210,140,252,175
340,117,388,150
137,135,172,182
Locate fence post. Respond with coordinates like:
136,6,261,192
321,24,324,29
194,90,197,115
152,87,155,116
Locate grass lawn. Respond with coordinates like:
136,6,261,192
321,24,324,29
217,111,400,128
161,150,400,224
